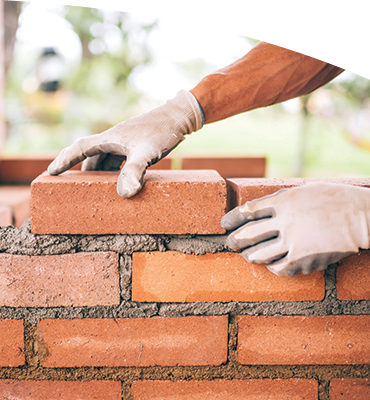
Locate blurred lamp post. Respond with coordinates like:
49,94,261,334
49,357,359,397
37,47,65,92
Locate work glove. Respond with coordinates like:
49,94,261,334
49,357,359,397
48,90,203,198
221,182,370,277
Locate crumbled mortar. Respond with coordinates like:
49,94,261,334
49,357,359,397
0,219,166,255
164,234,231,254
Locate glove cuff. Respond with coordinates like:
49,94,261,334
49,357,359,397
175,90,204,133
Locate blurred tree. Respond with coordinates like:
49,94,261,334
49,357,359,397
62,7,157,131
4,0,22,76
3,5,157,154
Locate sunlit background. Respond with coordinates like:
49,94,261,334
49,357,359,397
4,2,370,177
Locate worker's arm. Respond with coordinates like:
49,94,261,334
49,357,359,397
48,42,343,198
190,41,344,123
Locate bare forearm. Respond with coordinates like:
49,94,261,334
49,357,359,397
190,42,344,124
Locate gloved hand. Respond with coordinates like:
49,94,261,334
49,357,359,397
221,182,370,277
48,90,203,198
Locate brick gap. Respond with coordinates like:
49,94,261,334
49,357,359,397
0,364,368,383
23,321,38,368
318,380,330,400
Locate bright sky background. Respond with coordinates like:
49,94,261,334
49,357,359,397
15,2,253,100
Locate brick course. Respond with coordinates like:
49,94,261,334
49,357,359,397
0,319,24,367
132,379,318,399
132,251,325,302
181,156,266,178
330,379,370,399
227,178,370,207
31,170,227,235
0,204,11,226
0,380,122,400
37,316,228,367
238,315,370,365
0,186,31,227
0,252,120,307
337,251,370,300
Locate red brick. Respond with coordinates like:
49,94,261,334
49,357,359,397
132,251,325,302
330,379,370,399
38,316,228,367
147,157,172,170
0,186,31,227
0,380,121,399
0,252,120,307
0,319,25,366
337,251,370,300
181,156,266,178
0,205,12,225
238,316,370,365
31,170,227,235
132,379,318,399
0,156,82,184
227,178,370,208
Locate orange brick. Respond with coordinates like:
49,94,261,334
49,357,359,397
132,251,325,302
238,316,370,365
330,379,370,399
38,316,228,368
31,170,227,235
0,205,12,225
0,156,82,184
0,186,31,227
0,252,120,307
0,380,121,399
337,252,370,300
132,379,318,399
181,156,266,178
227,178,370,207
147,157,172,170
0,319,25,367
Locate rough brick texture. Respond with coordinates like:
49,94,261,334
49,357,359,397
31,170,227,235
38,316,228,367
0,319,25,367
0,380,121,400
337,251,370,300
132,251,325,302
0,252,120,307
227,178,370,207
132,379,318,399
238,315,370,365
330,379,370,399
181,156,266,178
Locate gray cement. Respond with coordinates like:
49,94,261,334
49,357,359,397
0,221,369,324
0,219,166,255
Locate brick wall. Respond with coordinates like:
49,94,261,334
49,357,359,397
0,170,369,399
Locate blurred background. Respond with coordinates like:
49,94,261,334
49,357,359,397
3,1,370,178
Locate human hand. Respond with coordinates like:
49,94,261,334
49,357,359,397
48,90,203,198
221,182,370,277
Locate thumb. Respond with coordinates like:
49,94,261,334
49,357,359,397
116,153,149,198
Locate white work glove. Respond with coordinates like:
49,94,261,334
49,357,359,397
48,90,203,198
221,182,370,277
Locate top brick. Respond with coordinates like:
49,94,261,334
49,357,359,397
31,170,227,235
227,177,370,208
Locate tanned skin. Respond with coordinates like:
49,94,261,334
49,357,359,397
190,42,344,124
